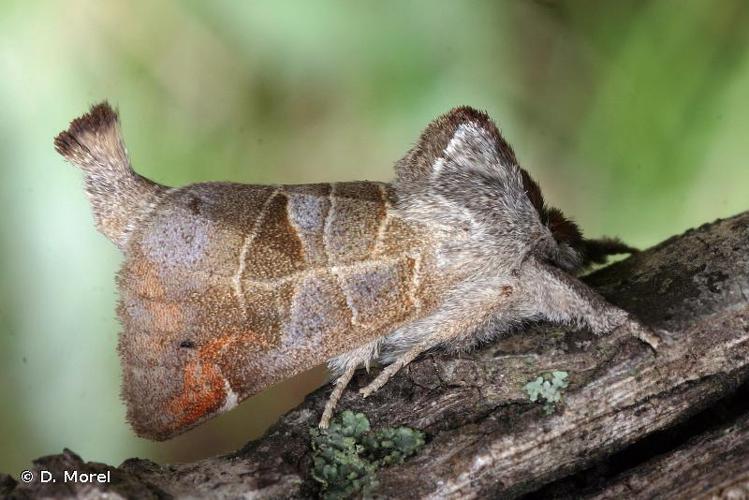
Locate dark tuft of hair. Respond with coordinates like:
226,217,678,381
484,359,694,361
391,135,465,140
54,102,118,157
583,237,639,265
546,208,583,245
396,106,519,187
439,106,518,167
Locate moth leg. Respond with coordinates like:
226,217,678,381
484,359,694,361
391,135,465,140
521,259,664,351
359,279,518,398
319,364,356,429
359,343,426,399
320,339,382,428
621,320,665,351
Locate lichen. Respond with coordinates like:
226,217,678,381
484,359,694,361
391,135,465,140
524,370,570,415
309,410,425,499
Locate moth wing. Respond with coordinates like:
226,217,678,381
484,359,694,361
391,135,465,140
117,181,429,439
117,183,281,439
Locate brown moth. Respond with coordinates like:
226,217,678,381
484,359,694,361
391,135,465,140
54,103,662,440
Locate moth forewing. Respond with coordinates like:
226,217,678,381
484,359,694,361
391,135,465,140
116,180,437,439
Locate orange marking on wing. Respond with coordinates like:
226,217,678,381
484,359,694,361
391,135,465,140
165,336,234,433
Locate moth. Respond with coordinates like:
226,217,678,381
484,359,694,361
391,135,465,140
55,103,661,440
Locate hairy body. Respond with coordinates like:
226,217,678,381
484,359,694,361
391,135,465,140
55,104,660,440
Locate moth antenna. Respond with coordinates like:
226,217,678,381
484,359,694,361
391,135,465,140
583,237,639,264
54,102,166,250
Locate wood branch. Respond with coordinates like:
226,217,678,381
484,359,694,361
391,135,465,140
3,211,748,499
584,412,749,499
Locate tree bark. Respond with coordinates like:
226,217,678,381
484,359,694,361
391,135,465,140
3,212,749,499
583,412,749,500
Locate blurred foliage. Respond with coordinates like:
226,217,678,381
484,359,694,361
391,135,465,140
1,0,748,476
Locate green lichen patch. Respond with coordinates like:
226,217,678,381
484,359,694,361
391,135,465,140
310,411,425,499
524,370,570,415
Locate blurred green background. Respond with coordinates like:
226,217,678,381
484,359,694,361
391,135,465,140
1,0,748,475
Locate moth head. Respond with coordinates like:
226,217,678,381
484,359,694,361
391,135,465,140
521,169,638,272
518,170,580,271
394,106,637,272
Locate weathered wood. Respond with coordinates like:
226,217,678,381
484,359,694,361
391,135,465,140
2,211,748,499
584,412,749,500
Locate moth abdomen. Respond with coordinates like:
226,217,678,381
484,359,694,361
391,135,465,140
54,102,165,250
